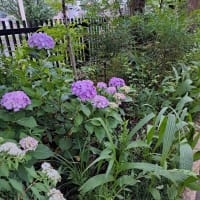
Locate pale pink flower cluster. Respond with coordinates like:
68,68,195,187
19,136,38,152
48,188,66,200
41,162,61,184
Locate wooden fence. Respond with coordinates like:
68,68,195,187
0,18,108,65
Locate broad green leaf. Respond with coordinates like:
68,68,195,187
0,179,11,191
149,188,161,200
176,94,193,114
161,114,176,165
0,164,9,177
153,116,168,152
81,104,91,117
167,185,177,200
187,182,200,191
31,144,54,159
146,124,155,144
80,174,114,193
129,113,155,139
58,138,72,150
94,127,106,142
16,116,37,128
126,140,149,150
9,179,24,193
74,113,83,126
117,175,137,187
180,142,193,170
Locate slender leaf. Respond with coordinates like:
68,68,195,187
80,174,114,193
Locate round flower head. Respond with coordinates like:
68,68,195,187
28,32,55,49
0,142,25,157
91,95,109,108
109,77,125,87
0,91,31,112
120,86,131,94
114,93,126,101
114,92,126,105
106,87,116,94
109,102,119,109
97,82,107,89
19,136,38,152
41,162,52,170
48,188,66,200
71,80,97,101
41,162,61,184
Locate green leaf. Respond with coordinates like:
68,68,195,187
81,104,91,117
180,142,193,170
149,188,161,200
187,182,200,191
0,179,11,191
126,140,149,150
94,127,106,142
31,144,54,159
0,164,9,177
16,116,37,128
129,113,155,139
117,175,137,187
176,94,193,114
74,113,83,126
9,179,24,193
193,151,200,161
80,174,114,193
58,138,72,150
161,114,177,165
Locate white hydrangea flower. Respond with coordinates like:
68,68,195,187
0,142,25,157
48,188,66,200
41,162,52,170
120,86,131,93
41,162,61,184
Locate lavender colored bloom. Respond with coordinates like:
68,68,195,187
109,77,125,87
91,95,109,108
71,80,97,101
0,91,31,112
19,136,38,152
106,87,117,94
28,32,55,49
97,82,107,89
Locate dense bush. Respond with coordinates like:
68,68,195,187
0,8,200,199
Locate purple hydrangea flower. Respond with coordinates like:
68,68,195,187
28,32,55,49
91,95,109,108
71,80,97,101
19,136,38,152
97,82,107,89
106,87,117,94
109,77,125,87
0,91,31,112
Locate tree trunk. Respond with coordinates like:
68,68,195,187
129,0,145,15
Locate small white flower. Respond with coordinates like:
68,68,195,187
41,162,61,184
48,188,66,200
0,142,25,157
41,162,52,170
